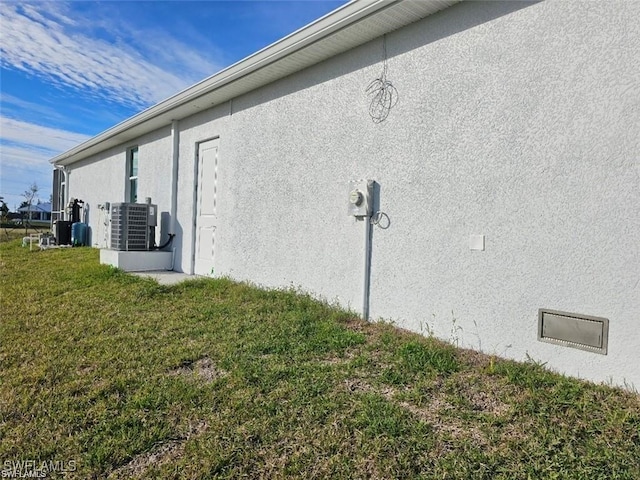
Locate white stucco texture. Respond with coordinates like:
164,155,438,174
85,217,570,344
66,1,639,387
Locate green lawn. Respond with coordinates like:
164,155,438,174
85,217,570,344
1,240,638,479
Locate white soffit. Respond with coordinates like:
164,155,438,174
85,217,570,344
52,0,458,166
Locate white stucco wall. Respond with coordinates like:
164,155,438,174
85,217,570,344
136,126,173,246
66,145,125,247
363,1,640,386
67,127,173,247
68,1,639,387
211,1,639,386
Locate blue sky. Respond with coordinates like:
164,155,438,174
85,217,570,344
0,0,346,210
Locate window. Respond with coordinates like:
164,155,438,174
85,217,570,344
128,147,138,203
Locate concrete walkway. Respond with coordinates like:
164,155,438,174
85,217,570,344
132,271,194,285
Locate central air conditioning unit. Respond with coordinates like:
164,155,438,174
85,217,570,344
110,202,157,251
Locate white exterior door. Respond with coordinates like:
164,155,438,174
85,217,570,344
194,138,219,276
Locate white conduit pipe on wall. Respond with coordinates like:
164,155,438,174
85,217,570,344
362,215,373,321
169,120,180,270
65,169,70,218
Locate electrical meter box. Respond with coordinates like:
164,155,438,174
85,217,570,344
348,180,373,217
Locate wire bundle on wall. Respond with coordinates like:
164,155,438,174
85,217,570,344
366,35,398,124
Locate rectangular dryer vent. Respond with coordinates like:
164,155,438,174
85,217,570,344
538,309,609,355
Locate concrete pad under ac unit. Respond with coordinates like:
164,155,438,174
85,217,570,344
100,249,172,272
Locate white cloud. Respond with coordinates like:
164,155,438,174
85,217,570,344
23,2,77,27
0,118,89,207
0,144,51,168
0,2,225,209
0,163,54,210
1,93,70,125
0,2,220,108
0,118,90,159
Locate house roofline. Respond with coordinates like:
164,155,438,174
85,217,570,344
51,0,458,166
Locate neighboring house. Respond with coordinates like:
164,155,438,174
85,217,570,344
49,1,640,388
17,202,52,222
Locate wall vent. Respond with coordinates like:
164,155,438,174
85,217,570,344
538,309,609,355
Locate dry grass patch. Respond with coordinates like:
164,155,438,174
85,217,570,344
444,371,513,416
167,356,227,383
109,421,209,479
